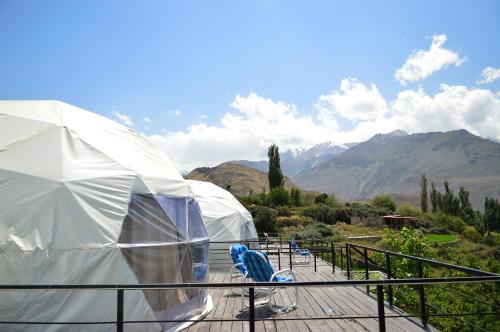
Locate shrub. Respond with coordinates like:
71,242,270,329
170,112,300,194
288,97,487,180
347,203,391,218
277,206,291,217
314,193,329,204
301,204,337,224
333,207,351,223
371,195,396,212
276,215,314,228
462,226,482,243
298,222,334,239
427,226,450,234
313,192,338,207
269,187,289,207
250,206,277,233
397,204,421,217
434,213,465,234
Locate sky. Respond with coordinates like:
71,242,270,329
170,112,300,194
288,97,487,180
1,0,499,172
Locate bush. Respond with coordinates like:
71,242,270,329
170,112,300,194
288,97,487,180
427,226,450,234
297,222,334,239
269,187,289,207
277,206,291,217
462,226,482,243
250,206,277,233
347,203,391,218
434,213,465,234
397,204,421,217
371,195,396,212
276,215,314,228
301,204,337,224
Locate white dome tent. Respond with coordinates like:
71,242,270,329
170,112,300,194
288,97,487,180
0,101,212,332
187,180,258,271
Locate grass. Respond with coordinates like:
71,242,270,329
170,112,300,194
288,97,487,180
424,234,458,244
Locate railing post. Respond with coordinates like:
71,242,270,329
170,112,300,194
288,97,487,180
331,241,335,273
278,246,281,270
314,240,317,272
376,285,386,332
289,241,293,270
417,260,428,326
385,253,393,307
321,240,324,260
364,247,369,294
346,243,351,280
249,287,255,332
266,237,269,252
117,289,124,332
340,247,344,271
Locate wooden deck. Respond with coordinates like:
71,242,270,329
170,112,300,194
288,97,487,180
186,254,434,332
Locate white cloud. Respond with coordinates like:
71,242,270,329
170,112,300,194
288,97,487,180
395,35,466,85
477,66,500,84
143,117,152,124
198,114,208,119
147,83,500,172
170,110,182,117
148,93,337,172
316,78,388,122
113,111,133,126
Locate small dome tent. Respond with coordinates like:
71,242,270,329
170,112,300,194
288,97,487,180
187,180,258,271
0,101,211,332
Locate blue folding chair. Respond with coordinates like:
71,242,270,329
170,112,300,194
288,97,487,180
290,241,311,265
229,244,249,279
229,244,250,294
242,250,298,313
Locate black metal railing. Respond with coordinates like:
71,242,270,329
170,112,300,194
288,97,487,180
343,242,499,330
2,239,499,332
1,277,499,332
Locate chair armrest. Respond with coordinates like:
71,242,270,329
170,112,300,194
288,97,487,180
270,269,296,282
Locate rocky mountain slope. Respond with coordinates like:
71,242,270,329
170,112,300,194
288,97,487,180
186,162,295,196
293,130,500,209
232,141,355,176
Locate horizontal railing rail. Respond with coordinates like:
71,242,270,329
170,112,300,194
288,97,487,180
3,239,499,332
1,277,499,332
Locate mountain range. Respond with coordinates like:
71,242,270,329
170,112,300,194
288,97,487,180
188,129,500,209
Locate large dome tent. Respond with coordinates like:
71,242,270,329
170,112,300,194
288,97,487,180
0,101,212,332
187,180,258,271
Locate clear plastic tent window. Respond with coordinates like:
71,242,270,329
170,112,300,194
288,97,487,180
119,194,209,331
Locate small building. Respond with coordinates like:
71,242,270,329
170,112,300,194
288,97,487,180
382,215,417,229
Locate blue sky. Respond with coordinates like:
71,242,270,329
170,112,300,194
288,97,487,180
1,1,499,171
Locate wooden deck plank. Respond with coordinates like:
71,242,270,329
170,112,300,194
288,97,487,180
187,253,433,332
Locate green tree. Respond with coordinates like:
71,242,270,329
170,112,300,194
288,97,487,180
458,187,474,224
269,187,289,207
314,193,329,204
371,194,396,212
290,188,302,206
420,174,428,213
430,182,438,213
484,197,500,235
267,144,284,189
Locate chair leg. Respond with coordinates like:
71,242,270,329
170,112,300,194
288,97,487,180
267,286,298,314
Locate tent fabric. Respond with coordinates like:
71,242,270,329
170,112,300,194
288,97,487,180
187,180,258,241
187,180,258,272
0,101,211,332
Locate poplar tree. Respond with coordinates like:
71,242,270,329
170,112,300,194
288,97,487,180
268,144,284,189
420,174,428,213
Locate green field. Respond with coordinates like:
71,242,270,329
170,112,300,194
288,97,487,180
424,234,458,244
